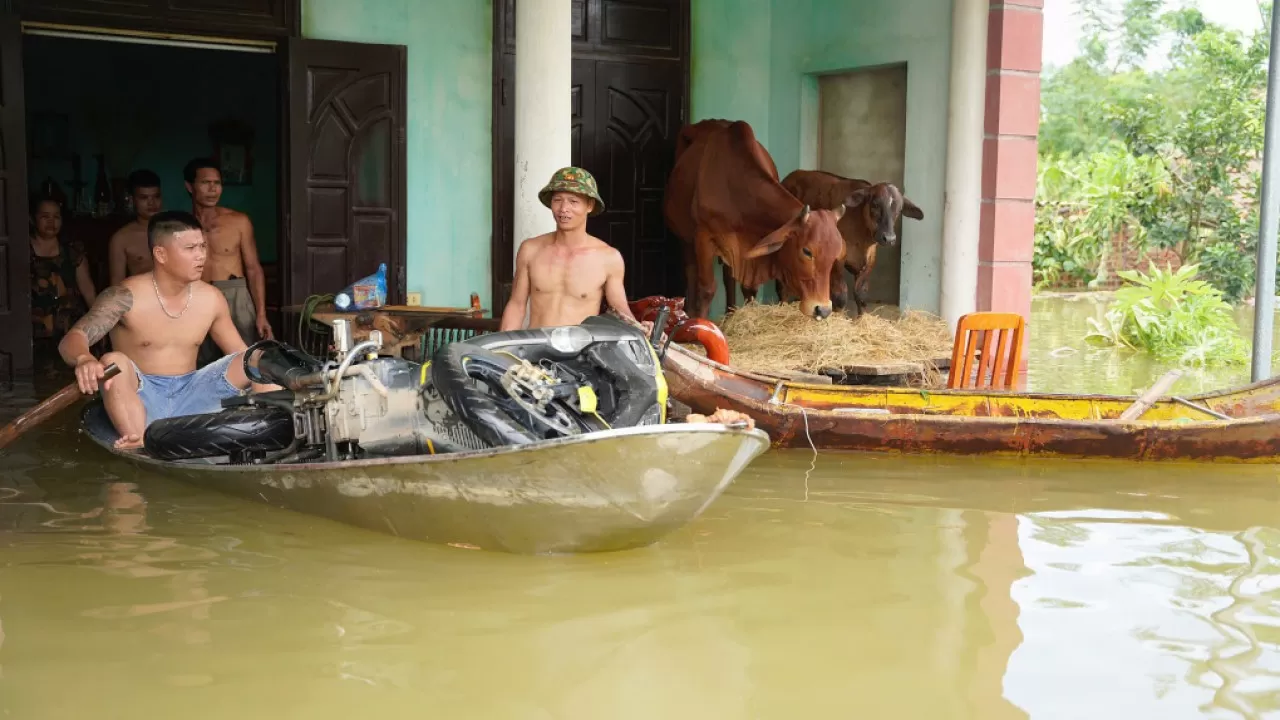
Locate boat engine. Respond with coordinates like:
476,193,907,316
142,310,673,464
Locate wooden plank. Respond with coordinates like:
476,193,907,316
760,369,833,385
1120,369,1183,421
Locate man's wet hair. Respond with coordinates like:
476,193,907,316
148,210,203,251
183,157,221,185
128,169,161,195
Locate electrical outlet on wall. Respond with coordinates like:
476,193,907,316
406,292,422,307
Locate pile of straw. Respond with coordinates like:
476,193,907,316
710,301,954,382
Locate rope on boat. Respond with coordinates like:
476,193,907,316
798,406,816,500
298,294,335,355
770,387,818,500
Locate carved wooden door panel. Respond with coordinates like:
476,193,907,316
0,15,31,384
586,60,684,300
491,0,689,307
286,38,407,306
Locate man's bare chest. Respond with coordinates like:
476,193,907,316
529,254,606,294
120,305,211,345
123,237,150,264
206,224,241,254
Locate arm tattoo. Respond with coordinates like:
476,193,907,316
69,285,133,346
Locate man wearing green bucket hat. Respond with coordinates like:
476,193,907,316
499,166,649,333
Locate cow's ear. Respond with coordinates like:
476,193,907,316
843,188,870,207
902,196,924,220
746,225,790,259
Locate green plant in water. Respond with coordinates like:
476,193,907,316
1084,262,1249,366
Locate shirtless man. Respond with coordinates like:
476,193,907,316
184,157,272,368
499,167,646,332
107,169,164,285
59,210,275,449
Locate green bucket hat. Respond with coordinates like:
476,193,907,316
538,166,606,216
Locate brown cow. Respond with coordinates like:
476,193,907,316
664,120,847,320
672,120,790,311
780,169,923,317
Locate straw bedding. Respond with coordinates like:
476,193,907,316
706,301,954,384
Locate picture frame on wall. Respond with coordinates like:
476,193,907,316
209,118,254,186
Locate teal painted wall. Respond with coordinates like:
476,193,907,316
769,0,952,313
689,0,777,318
688,0,953,316
302,0,493,310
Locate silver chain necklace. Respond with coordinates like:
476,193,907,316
153,275,192,319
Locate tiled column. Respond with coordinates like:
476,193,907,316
978,1,1042,322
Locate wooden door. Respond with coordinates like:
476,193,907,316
0,15,31,385
491,0,689,309
584,59,685,300
285,38,407,306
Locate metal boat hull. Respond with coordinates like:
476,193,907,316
81,402,770,554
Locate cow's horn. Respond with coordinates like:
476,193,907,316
799,204,810,222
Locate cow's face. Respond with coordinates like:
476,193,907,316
746,205,847,319
845,184,924,247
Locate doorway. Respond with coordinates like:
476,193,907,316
818,64,909,308
491,0,690,310
0,4,408,387
22,32,282,324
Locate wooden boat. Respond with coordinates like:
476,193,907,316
661,341,1280,463
80,400,770,554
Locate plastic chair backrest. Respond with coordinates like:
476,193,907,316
947,312,1025,390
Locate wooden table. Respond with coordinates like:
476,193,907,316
282,303,499,359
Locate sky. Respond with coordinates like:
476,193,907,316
1043,0,1268,68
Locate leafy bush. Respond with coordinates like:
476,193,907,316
1084,263,1249,366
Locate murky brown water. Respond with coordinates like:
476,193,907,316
1027,293,1280,396
3,296,1280,718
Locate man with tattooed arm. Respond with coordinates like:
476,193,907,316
59,211,277,450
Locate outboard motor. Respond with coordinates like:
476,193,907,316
143,314,669,463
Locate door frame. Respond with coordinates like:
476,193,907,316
489,0,692,311
3,1,414,355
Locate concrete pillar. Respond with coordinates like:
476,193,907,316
513,0,572,261
939,0,989,332
978,1,1042,322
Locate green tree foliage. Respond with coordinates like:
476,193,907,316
1036,0,1272,305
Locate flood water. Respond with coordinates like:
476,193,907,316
3,295,1280,718
1026,292,1280,396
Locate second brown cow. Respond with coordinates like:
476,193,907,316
781,169,924,317
664,120,847,320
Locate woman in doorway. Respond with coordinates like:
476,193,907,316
30,196,97,375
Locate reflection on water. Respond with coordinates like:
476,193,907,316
1028,293,1280,395
2,411,1280,718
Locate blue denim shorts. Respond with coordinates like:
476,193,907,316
131,352,245,425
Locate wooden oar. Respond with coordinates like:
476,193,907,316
1119,369,1184,421
0,363,120,451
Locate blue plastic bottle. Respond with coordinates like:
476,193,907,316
334,263,388,311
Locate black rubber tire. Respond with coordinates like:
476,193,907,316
143,406,296,461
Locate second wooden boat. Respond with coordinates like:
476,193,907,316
661,341,1280,463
